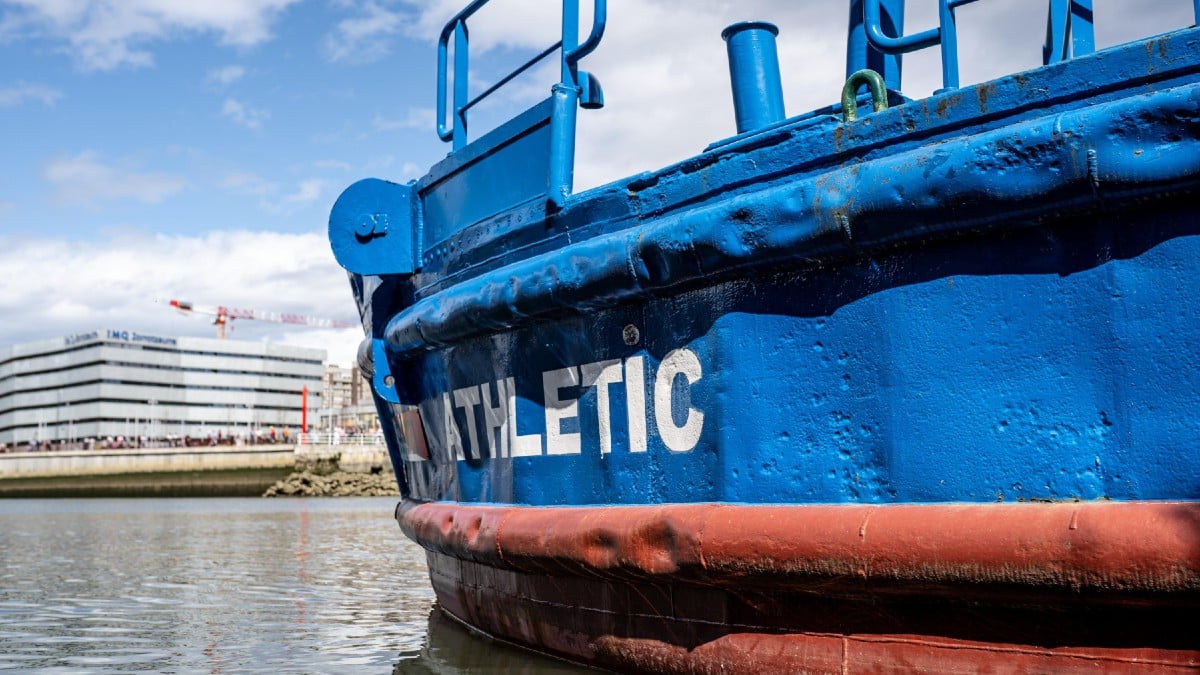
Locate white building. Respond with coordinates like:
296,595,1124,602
317,363,380,439
0,329,325,448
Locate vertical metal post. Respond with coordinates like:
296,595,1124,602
847,0,905,90
722,21,786,134
937,0,959,90
561,0,580,84
1070,0,1094,58
301,385,308,442
1043,0,1094,65
549,0,582,209
1044,0,1068,64
847,0,867,77
453,21,469,150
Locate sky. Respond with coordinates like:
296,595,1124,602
0,0,1192,366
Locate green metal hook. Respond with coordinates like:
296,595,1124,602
841,69,888,123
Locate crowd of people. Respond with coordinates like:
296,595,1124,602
0,426,299,453
0,425,384,454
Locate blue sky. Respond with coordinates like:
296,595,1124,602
0,1,443,239
0,0,1192,365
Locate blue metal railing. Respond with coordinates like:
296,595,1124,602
1042,0,1094,66
861,0,1118,92
436,0,606,151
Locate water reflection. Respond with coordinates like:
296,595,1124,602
0,497,601,673
0,498,433,671
395,605,594,674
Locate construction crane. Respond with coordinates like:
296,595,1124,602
169,299,357,339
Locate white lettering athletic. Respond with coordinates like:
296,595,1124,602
402,347,703,461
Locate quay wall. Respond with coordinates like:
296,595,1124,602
294,442,390,473
0,443,391,480
0,443,392,497
0,445,296,479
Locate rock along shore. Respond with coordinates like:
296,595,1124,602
263,469,399,497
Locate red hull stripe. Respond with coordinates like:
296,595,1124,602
400,501,1200,671
400,500,1199,595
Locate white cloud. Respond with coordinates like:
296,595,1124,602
206,64,245,86
44,151,186,205
402,0,560,52
380,1,852,189
275,179,326,208
2,0,300,71
222,172,327,214
553,1,850,191
0,81,63,107
0,229,361,366
323,1,408,64
372,107,432,132
397,162,423,181
221,97,269,130
363,155,396,173
221,171,276,197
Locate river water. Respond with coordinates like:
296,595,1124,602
0,498,592,673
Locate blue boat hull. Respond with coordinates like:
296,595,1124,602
330,13,1200,672
387,207,1200,506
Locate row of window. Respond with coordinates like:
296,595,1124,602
0,339,323,372
2,357,319,391
2,356,320,382
0,374,319,406
0,401,306,435
0,392,309,416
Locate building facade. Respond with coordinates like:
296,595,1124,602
322,363,364,411
317,363,379,438
0,329,325,448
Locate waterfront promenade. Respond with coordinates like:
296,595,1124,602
0,435,389,497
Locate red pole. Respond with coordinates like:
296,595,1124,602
301,386,308,443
